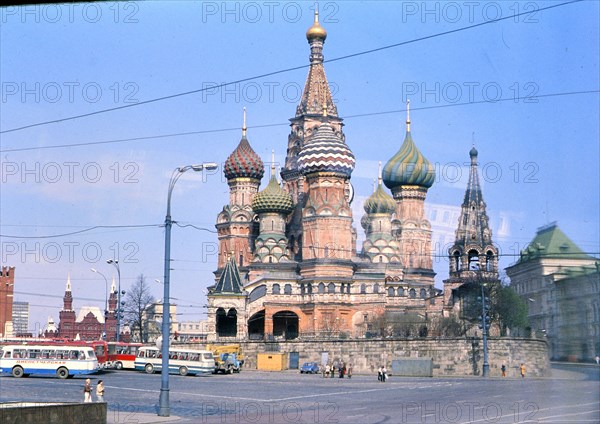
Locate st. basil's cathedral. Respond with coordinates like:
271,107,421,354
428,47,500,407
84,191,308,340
206,11,498,340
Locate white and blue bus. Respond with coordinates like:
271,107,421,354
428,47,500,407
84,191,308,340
0,344,99,379
134,346,214,376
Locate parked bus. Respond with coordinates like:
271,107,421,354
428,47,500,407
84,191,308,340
0,344,99,379
1,338,108,369
107,342,143,370
134,346,214,376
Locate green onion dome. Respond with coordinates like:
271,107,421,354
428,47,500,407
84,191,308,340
297,122,355,177
224,136,264,181
364,181,396,214
382,130,435,189
252,175,294,215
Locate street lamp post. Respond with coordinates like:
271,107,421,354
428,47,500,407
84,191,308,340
91,268,108,340
158,163,217,417
107,259,122,341
479,284,490,377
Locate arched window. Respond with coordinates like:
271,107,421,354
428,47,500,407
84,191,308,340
420,288,427,299
388,287,395,297
272,284,280,295
468,250,480,270
409,288,416,299
307,283,313,294
327,283,335,294
373,283,380,294
486,250,494,272
360,284,367,294
318,282,325,294
284,284,292,295
300,283,305,295
453,251,460,271
398,287,405,297
346,284,351,294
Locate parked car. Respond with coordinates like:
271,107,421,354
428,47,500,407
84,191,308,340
300,362,320,374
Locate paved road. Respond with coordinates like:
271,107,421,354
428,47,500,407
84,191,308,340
1,364,598,423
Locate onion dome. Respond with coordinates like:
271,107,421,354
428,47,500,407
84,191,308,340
364,163,396,214
297,122,355,177
470,146,478,158
252,175,294,215
252,157,294,214
223,109,265,181
382,101,435,189
306,10,327,41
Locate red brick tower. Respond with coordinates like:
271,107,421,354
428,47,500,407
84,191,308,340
58,274,76,339
0,266,15,338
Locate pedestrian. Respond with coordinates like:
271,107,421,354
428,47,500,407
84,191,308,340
96,380,105,403
330,364,335,378
377,366,383,382
382,366,388,382
520,363,526,378
347,363,353,379
501,364,506,377
595,355,599,365
83,378,93,403
321,364,326,378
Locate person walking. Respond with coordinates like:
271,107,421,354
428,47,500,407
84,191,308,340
501,364,506,377
520,363,526,378
377,366,383,382
96,380,105,403
83,378,93,403
382,366,388,382
347,363,353,379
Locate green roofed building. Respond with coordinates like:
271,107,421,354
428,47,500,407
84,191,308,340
506,223,599,361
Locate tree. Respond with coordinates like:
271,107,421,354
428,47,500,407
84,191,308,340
455,273,529,336
122,274,155,343
494,285,529,335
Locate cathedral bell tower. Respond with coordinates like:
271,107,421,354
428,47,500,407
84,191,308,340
443,147,499,310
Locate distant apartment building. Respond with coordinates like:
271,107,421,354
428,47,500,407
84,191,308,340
12,301,29,336
176,320,209,342
0,266,15,338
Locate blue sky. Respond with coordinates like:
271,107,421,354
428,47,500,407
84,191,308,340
1,1,598,332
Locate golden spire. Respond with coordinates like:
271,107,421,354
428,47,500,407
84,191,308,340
242,107,247,138
271,149,276,176
406,99,411,132
306,6,327,41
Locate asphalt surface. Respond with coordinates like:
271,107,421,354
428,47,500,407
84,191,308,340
0,363,598,423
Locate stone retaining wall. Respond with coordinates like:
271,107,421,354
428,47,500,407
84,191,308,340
0,402,106,424
198,337,549,377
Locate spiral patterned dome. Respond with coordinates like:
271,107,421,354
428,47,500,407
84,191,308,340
364,182,396,214
297,122,355,177
382,131,435,189
224,137,264,181
252,175,294,215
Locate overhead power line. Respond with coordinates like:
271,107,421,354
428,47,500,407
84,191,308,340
0,224,159,239
1,89,597,153
0,0,583,135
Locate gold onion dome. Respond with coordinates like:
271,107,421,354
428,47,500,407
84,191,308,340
382,102,435,189
224,109,265,181
306,10,327,41
364,180,396,215
252,173,294,215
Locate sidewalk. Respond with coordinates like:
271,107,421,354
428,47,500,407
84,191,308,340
107,412,187,424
